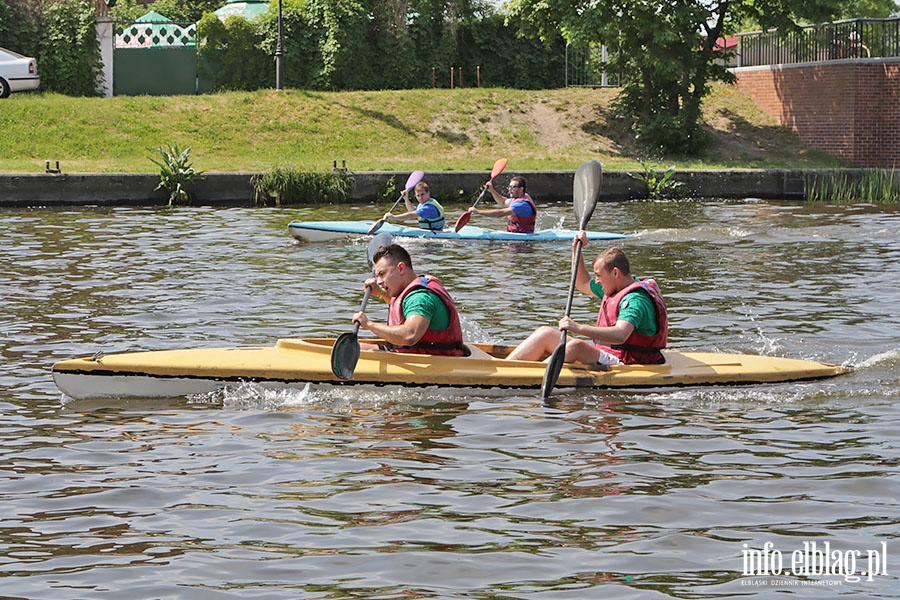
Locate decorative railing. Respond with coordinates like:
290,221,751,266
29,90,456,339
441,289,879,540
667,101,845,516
738,18,900,67
115,21,197,48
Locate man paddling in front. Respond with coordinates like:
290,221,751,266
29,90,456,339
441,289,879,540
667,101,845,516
353,243,466,356
507,233,668,365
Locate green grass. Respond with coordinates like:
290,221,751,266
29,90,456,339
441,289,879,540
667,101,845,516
1,85,846,174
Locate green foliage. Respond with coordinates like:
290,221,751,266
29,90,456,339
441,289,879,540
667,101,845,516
629,162,685,200
256,0,322,89
507,0,851,155
251,165,355,205
147,0,222,23
198,13,271,91
150,144,205,206
378,175,399,204
36,0,102,96
109,0,149,24
197,0,567,91
0,0,41,57
806,169,900,204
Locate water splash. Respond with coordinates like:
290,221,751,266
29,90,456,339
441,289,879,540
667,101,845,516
857,349,900,369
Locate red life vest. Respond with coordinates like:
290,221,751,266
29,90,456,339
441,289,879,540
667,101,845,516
595,278,668,364
507,194,537,233
387,275,465,356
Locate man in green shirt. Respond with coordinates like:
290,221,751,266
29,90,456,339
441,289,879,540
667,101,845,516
353,243,465,356
507,234,668,365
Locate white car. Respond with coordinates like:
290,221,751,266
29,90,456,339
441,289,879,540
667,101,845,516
0,46,40,98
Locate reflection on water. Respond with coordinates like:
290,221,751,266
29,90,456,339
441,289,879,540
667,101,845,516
1,200,898,598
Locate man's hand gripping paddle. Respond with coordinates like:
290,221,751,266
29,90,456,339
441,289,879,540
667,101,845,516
453,158,508,232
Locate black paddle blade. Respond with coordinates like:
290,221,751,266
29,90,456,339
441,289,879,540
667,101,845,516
573,160,603,229
541,341,567,399
331,331,360,379
366,219,386,235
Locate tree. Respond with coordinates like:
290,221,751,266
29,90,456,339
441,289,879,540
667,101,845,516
508,0,859,155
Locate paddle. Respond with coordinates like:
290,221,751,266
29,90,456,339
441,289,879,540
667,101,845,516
367,170,425,235
540,160,603,399
453,158,508,232
331,231,393,379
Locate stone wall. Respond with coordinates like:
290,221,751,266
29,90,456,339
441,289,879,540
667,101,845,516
734,58,900,168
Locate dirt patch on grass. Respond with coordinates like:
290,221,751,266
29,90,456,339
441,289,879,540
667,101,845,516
426,84,836,168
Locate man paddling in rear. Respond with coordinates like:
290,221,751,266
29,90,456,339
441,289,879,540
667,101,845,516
507,233,668,365
464,176,537,233
353,243,466,356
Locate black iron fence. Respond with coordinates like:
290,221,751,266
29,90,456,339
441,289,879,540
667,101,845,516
738,18,900,67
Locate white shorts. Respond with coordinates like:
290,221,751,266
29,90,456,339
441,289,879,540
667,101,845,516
597,349,623,366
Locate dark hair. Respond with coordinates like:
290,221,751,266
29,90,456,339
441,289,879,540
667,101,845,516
373,243,413,270
510,176,527,191
594,247,631,275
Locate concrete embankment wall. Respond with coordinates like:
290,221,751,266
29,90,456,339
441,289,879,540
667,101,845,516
0,169,847,207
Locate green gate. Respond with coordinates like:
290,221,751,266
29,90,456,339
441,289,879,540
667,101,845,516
114,13,202,96
114,46,198,96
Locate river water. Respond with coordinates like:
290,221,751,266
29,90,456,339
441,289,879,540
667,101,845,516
1,199,898,598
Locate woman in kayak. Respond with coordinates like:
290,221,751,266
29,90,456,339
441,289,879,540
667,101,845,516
464,176,537,233
507,234,668,365
384,181,446,230
353,243,465,356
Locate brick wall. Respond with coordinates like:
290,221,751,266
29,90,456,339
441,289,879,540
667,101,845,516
734,59,900,168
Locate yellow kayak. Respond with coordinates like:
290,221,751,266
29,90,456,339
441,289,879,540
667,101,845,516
50,338,852,400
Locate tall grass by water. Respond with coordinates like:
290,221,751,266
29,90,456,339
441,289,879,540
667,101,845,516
806,169,900,204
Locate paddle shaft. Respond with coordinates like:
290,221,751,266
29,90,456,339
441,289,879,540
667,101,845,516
471,183,492,210
455,158,508,232
541,160,603,399
367,195,406,235
368,171,425,235
556,237,585,346
352,286,373,335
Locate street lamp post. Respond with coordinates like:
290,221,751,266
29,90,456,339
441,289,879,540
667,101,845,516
275,0,284,90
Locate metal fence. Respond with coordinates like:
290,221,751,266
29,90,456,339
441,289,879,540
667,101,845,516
565,43,621,87
738,18,900,67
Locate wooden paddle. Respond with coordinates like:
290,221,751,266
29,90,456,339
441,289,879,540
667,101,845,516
367,170,425,235
330,232,393,379
540,160,604,399
453,158,508,232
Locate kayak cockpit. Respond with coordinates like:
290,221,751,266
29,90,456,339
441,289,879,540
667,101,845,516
277,338,514,360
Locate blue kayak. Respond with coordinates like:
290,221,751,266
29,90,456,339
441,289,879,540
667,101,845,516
288,220,628,243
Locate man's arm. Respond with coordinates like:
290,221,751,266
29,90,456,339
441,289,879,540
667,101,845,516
356,313,431,346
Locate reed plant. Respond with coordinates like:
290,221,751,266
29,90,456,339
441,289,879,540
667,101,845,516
629,161,685,199
806,169,900,204
251,166,355,206
150,144,205,206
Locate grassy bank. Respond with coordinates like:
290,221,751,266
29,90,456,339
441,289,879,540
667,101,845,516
2,84,845,174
